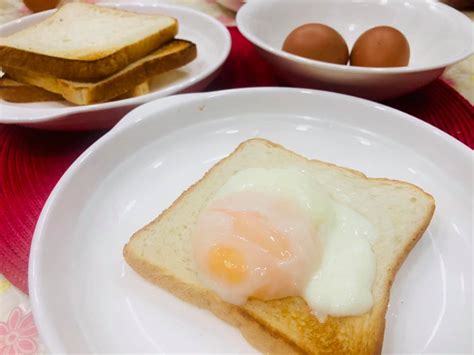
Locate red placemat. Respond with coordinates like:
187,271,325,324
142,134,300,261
1,27,473,294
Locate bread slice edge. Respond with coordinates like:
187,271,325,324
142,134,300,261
0,77,152,103
4,39,197,105
0,77,61,102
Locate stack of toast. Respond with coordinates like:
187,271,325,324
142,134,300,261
0,3,197,105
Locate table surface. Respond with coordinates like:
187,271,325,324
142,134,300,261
0,1,472,353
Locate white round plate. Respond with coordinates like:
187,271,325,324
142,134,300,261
30,88,472,353
0,2,230,130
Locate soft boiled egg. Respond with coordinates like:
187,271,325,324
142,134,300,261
192,168,377,321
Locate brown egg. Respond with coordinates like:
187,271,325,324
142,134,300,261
282,24,349,65
350,26,410,67
23,0,60,13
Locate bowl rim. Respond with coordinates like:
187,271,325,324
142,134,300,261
236,0,474,74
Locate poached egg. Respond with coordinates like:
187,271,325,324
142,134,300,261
192,168,377,320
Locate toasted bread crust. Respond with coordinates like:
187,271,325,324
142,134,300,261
123,139,435,354
4,40,197,105
0,77,151,103
77,39,195,104
0,78,61,102
0,23,177,82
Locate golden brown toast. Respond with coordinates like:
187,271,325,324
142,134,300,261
123,138,435,354
0,77,61,102
0,77,151,103
4,40,197,105
0,3,178,81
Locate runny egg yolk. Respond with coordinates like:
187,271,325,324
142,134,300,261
207,245,248,284
207,210,292,285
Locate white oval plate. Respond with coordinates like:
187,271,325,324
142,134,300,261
0,2,230,130
30,88,472,353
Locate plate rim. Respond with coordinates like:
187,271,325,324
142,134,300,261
29,87,472,352
0,2,231,124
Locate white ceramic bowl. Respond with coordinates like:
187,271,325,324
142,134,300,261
236,0,473,100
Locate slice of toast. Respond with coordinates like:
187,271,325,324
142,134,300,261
0,3,178,81
123,138,435,354
4,40,196,105
0,77,151,103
